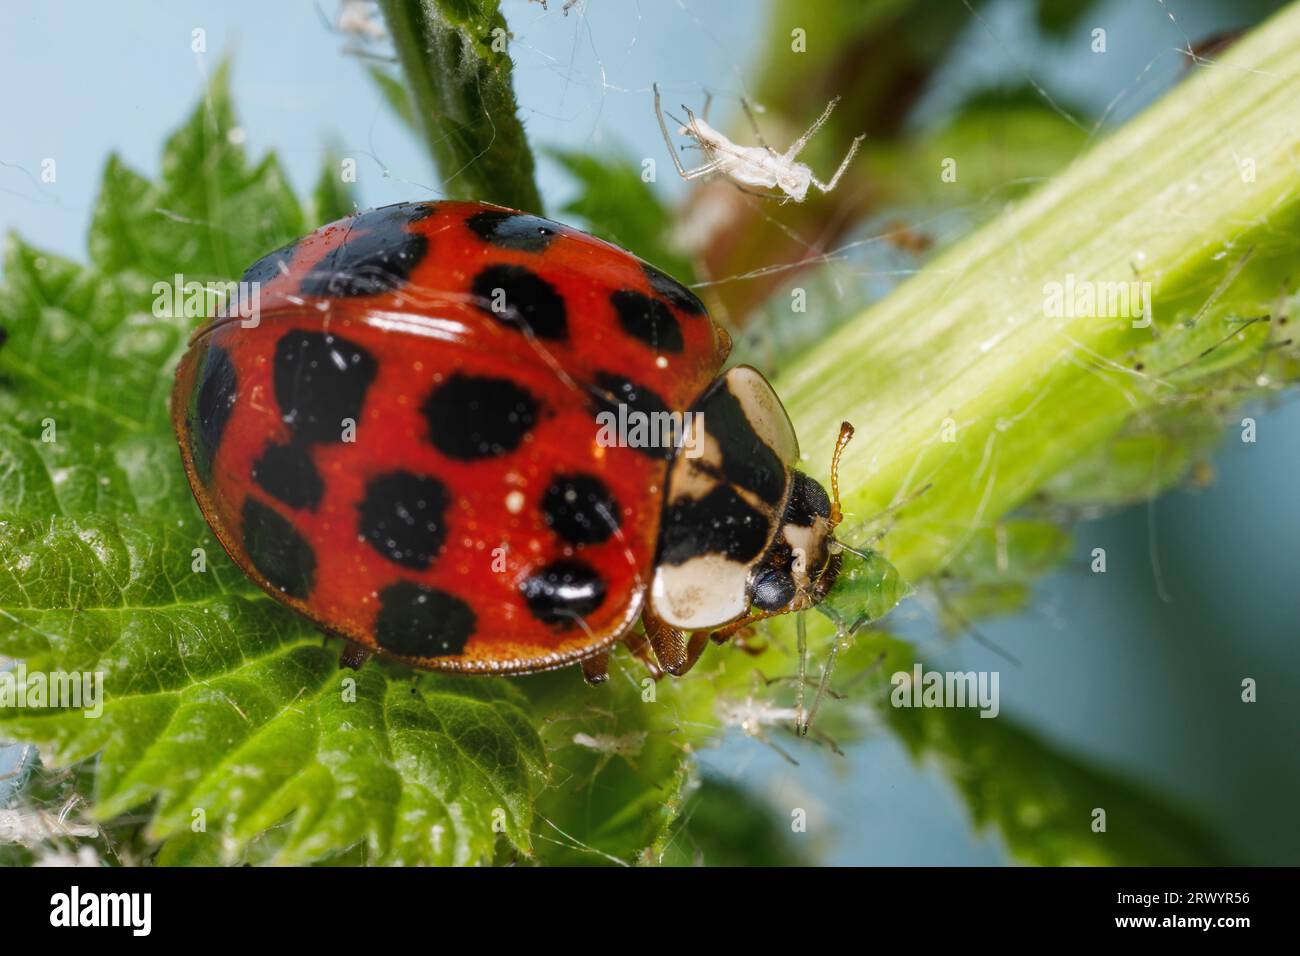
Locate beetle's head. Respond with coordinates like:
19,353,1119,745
749,422,853,616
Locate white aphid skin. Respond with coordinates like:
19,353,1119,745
716,687,807,765
0,807,99,848
653,84,866,203
717,694,801,737
531,0,581,13
571,731,647,759
336,1,386,42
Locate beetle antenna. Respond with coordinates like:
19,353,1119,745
829,421,854,528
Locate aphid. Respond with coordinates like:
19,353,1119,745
653,83,865,203
172,200,856,682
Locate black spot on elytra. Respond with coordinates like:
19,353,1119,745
299,203,433,297
358,470,450,570
273,330,378,443
466,210,560,253
241,498,316,599
695,380,786,505
471,264,567,340
252,441,323,511
241,239,300,286
190,344,238,485
642,262,706,315
751,565,797,611
589,373,674,460
610,289,683,353
520,559,607,627
374,581,475,657
657,486,771,566
423,373,539,460
783,472,830,527
541,474,619,546
590,373,671,417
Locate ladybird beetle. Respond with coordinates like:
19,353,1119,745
172,201,852,683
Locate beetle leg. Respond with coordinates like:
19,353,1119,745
709,609,777,644
622,628,665,680
580,650,611,686
712,621,767,655
683,631,710,673
644,611,709,676
644,612,687,674
338,641,372,671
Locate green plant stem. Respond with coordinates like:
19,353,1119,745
777,2,1300,584
378,0,543,212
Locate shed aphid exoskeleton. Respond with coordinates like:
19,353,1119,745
716,682,804,765
317,1,394,62
531,0,582,13
336,0,386,42
718,669,845,764
571,730,646,754
653,83,866,203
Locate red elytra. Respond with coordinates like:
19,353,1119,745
172,201,731,676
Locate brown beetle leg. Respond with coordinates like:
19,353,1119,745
622,628,665,679
644,611,709,676
580,650,611,685
709,610,777,646
338,641,372,671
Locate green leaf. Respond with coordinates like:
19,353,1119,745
0,66,546,866
89,61,304,281
882,88,1089,209
311,150,358,226
867,638,1235,865
1030,0,1097,38
366,65,420,137
658,775,812,867
946,520,1072,583
522,662,693,866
